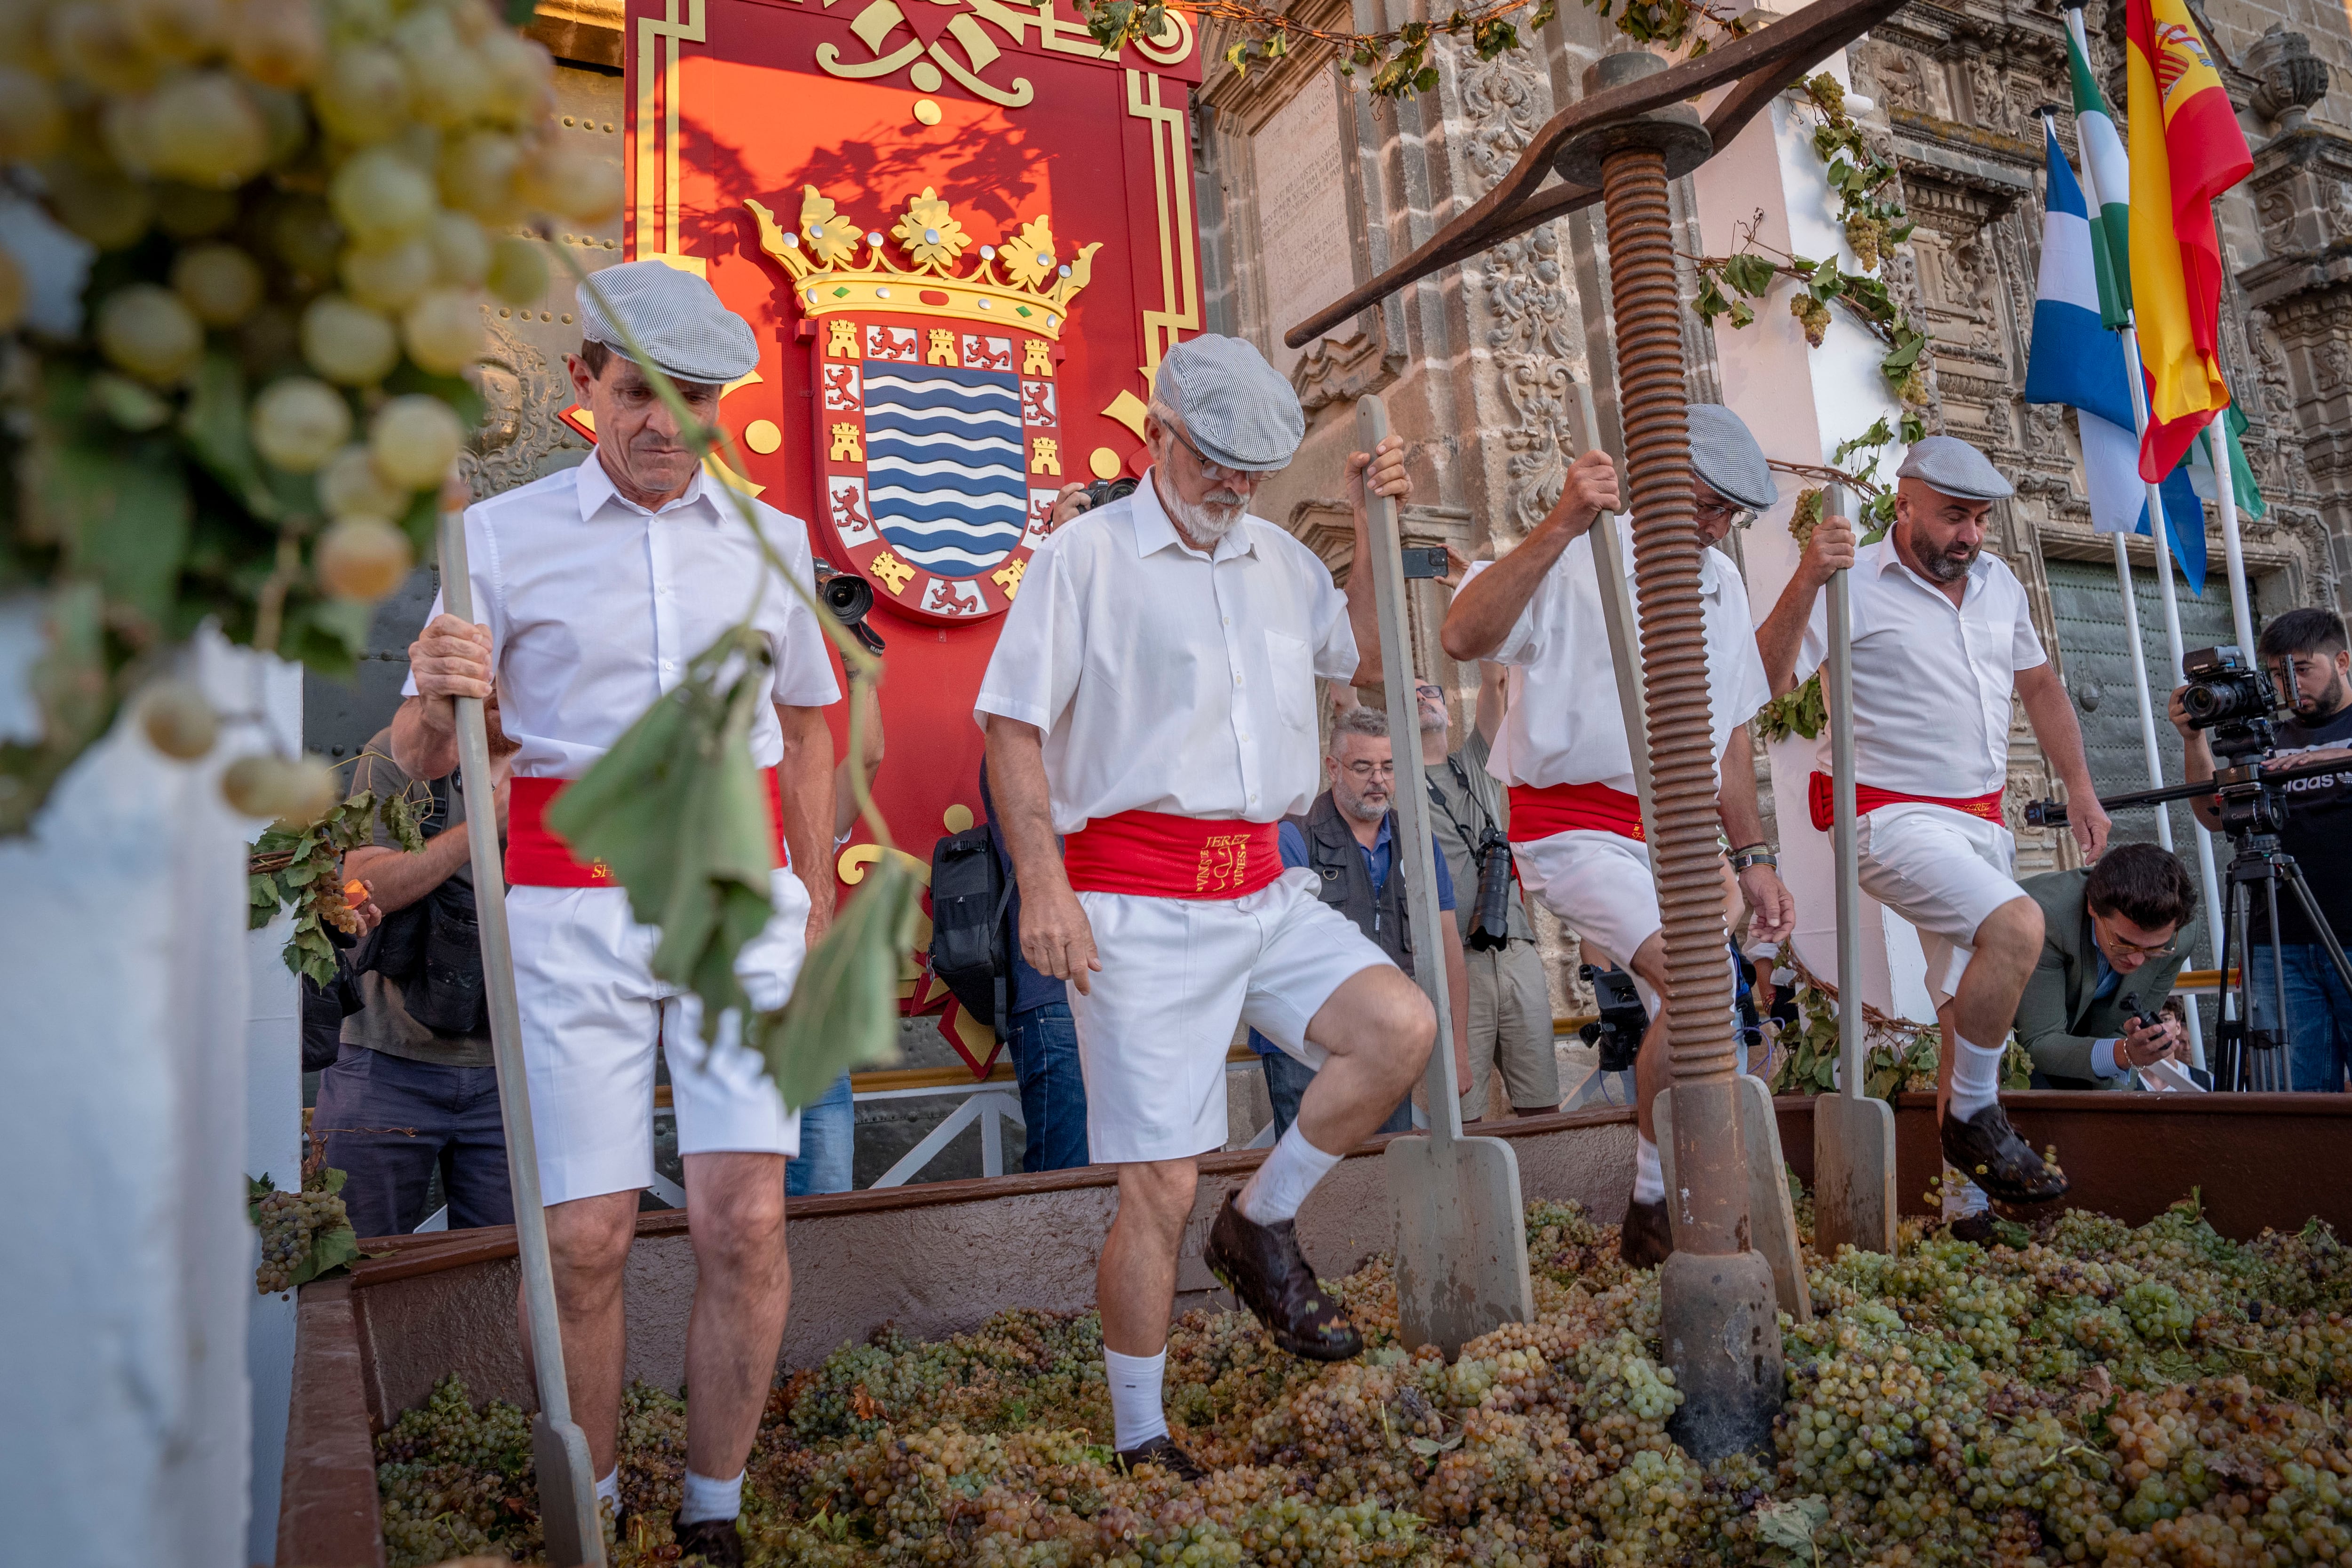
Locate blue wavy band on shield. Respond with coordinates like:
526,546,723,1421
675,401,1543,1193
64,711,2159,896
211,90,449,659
862,364,1026,578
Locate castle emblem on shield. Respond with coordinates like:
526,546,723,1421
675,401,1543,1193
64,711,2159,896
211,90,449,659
749,187,1099,623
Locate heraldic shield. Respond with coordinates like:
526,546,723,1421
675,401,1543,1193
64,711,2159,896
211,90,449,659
751,186,1094,625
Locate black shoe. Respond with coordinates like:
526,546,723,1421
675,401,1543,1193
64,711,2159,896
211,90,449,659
1620,1197,1673,1267
1203,1193,1363,1362
1115,1433,1205,1482
674,1515,746,1568
1940,1105,2067,1204
1946,1211,1997,1245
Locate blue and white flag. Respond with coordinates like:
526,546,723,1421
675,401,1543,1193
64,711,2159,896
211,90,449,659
2023,117,2206,594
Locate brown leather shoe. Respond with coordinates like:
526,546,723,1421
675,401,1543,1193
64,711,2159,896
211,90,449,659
1940,1105,2067,1204
1203,1193,1363,1362
1115,1433,1205,1482
674,1516,745,1568
1620,1196,1672,1267
1946,1211,1997,1245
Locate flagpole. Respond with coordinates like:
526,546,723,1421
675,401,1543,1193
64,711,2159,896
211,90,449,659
2210,425,2259,657
2048,77,2225,1072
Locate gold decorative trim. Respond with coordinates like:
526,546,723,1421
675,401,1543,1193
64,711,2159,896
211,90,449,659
1125,68,1201,387
634,0,706,269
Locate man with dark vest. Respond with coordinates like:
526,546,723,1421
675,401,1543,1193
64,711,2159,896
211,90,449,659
1246,705,1470,1137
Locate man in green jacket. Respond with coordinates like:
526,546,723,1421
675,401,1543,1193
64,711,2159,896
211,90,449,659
2015,844,2198,1090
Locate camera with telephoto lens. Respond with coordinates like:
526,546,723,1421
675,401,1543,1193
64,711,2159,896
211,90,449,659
1578,964,1649,1075
1465,827,1516,951
814,559,886,654
2180,645,2292,763
1069,476,1138,515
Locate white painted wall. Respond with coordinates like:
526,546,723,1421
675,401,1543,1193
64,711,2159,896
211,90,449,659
0,615,303,1568
1692,57,1937,1026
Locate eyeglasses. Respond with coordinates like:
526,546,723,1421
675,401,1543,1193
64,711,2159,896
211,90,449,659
1164,422,1261,487
1341,760,1397,779
1415,685,1445,700
2094,912,2180,959
1693,497,1756,530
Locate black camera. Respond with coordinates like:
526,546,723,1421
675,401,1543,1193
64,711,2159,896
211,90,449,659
2181,645,2289,762
1070,476,1138,515
1465,828,1516,951
814,559,886,654
1578,963,1649,1075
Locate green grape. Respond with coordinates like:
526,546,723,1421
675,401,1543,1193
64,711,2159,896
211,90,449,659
329,144,436,246
437,128,522,223
316,516,413,601
230,0,326,89
476,26,554,127
0,64,64,161
122,0,227,62
311,43,410,144
142,68,270,189
340,234,437,310
98,283,204,385
251,376,353,472
139,680,219,760
428,210,491,288
319,443,409,521
369,393,464,488
521,140,621,225
173,242,265,326
46,158,154,250
301,293,399,386
48,0,164,95
401,286,482,375
485,234,547,306
390,5,490,127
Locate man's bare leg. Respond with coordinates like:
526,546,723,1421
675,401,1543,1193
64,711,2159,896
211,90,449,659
1293,965,1435,1157
680,1151,792,1482
517,1190,640,1479
1096,1156,1199,1460
1934,896,2061,1203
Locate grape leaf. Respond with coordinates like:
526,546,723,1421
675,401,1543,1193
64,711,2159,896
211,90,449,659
750,853,918,1110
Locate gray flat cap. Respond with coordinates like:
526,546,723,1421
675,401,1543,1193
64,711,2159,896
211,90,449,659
1895,435,2015,501
1157,333,1303,472
1686,404,1775,511
577,260,759,386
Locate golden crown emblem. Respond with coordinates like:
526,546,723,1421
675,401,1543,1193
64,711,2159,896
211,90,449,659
747,187,1100,342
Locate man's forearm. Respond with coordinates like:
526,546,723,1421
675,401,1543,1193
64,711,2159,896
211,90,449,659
1439,523,1575,664
1717,729,1767,847
1756,578,1820,698
777,705,836,917
345,829,472,916
984,716,1069,896
390,695,461,781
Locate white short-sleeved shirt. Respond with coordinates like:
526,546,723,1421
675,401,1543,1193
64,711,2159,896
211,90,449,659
404,456,841,778
1473,517,1771,794
1793,536,2047,798
973,469,1358,833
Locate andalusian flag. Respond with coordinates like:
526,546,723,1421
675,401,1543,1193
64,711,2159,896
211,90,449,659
2127,0,2253,481
2065,24,2133,327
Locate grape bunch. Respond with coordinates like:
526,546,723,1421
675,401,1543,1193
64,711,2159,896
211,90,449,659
252,1179,348,1293
2,0,618,825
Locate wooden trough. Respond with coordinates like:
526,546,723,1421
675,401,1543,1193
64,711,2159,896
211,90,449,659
280,1093,2352,1568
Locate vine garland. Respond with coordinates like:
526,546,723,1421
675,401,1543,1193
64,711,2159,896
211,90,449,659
1763,954,2034,1101
246,768,426,988
1080,0,1561,97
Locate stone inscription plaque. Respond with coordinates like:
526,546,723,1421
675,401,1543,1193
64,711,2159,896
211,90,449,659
1252,68,1354,376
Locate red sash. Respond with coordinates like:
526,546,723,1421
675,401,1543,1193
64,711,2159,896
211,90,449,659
1806,771,2004,833
1508,781,1645,843
1061,809,1282,900
507,769,789,887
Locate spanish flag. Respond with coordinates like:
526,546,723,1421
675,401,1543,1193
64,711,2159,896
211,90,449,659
2127,0,2251,482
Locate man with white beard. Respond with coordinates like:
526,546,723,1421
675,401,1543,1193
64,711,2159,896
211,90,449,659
977,334,1430,1477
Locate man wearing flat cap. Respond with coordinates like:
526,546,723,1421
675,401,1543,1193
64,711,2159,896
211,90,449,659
977,333,1428,1475
1757,434,2110,1211
395,260,840,1562
1440,404,1796,1266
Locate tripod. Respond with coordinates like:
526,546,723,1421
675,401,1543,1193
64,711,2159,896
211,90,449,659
2028,752,2352,1091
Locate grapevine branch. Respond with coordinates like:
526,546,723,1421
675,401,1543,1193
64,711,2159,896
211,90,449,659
1079,0,1567,98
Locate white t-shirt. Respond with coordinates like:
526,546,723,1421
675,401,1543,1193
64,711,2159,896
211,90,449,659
404,456,841,777
1474,517,1771,793
973,469,1358,833
1793,536,2047,797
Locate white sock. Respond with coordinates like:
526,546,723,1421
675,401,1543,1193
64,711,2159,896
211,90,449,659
1947,1033,2005,1120
1942,1165,1989,1219
1104,1347,1168,1450
1237,1122,1344,1225
1632,1136,1665,1204
596,1467,620,1507
676,1467,743,1527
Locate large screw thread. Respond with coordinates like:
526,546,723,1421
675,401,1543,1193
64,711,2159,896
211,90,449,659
1600,144,1749,1259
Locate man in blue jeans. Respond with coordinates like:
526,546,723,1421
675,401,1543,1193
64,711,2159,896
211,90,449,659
981,763,1091,1170
2177,607,2352,1091
1250,706,1470,1137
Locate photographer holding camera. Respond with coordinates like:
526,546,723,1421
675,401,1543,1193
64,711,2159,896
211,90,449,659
2173,608,2352,1091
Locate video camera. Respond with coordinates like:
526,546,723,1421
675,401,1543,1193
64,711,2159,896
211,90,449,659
2179,644,2295,763
814,559,886,654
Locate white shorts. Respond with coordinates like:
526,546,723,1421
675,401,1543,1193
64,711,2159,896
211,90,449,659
1855,803,2022,1004
1514,829,1663,1009
1068,867,1395,1164
507,868,810,1205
